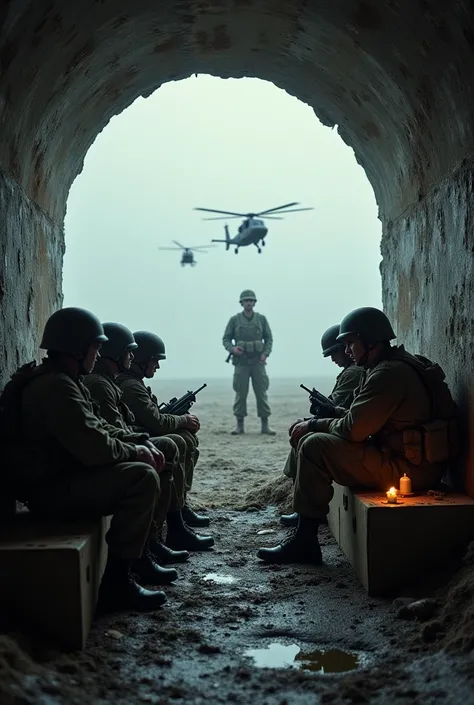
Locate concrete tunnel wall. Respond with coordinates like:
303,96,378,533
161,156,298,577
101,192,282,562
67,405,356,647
1,0,474,493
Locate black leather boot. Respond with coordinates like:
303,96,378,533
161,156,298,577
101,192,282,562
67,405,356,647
257,515,322,565
280,511,299,527
149,535,190,564
97,554,167,613
182,503,211,528
132,547,178,585
166,510,215,551
231,418,244,435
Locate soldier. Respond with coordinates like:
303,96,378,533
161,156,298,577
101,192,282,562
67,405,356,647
116,331,215,551
280,323,365,527
83,322,190,568
1,307,170,611
258,307,457,565
223,289,275,435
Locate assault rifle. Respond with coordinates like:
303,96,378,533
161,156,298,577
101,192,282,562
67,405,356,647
300,384,336,410
158,383,207,415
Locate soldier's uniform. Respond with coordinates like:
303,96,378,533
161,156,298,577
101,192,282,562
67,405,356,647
223,289,273,433
117,367,198,493
283,363,364,480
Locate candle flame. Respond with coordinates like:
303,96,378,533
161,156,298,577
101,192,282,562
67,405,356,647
386,486,397,498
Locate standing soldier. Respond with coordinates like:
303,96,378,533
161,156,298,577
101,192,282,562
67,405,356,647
223,289,275,435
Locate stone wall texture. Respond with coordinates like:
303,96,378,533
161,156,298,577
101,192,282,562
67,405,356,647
0,0,474,492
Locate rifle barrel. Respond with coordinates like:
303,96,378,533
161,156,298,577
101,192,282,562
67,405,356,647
193,383,207,394
300,383,313,395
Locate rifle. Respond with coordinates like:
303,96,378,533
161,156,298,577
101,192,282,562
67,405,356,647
300,384,336,409
225,352,232,363
158,383,207,415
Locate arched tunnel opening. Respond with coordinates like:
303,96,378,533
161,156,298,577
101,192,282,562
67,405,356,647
2,2,474,701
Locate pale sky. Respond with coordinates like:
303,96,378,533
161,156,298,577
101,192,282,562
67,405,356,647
63,75,382,379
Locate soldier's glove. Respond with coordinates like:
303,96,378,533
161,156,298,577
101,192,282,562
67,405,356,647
310,401,338,418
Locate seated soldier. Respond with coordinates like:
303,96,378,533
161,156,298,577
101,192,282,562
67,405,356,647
280,323,365,527
116,331,215,551
258,307,457,565
1,307,170,611
83,322,190,570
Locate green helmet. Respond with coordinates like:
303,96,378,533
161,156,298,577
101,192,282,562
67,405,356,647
40,307,108,359
337,307,396,344
240,289,256,302
321,325,343,357
132,331,166,365
100,323,137,363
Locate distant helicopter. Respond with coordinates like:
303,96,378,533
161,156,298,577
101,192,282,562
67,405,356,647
194,202,314,254
158,240,215,266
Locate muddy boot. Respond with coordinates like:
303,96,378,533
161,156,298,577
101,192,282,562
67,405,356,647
261,418,276,436
257,515,322,565
231,418,244,435
280,511,299,527
166,510,215,551
182,503,211,528
149,535,190,564
97,554,167,613
132,546,178,585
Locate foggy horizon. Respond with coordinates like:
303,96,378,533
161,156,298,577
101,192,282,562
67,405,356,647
63,75,383,380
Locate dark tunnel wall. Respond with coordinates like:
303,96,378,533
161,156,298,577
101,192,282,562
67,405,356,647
1,0,474,492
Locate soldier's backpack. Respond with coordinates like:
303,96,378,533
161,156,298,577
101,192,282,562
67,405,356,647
0,361,47,442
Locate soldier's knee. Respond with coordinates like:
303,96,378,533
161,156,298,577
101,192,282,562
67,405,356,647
130,462,160,497
152,436,179,462
299,432,329,461
170,434,187,456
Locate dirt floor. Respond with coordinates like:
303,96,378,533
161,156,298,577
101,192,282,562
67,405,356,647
2,377,474,705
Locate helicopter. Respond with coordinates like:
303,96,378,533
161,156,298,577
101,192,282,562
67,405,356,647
158,240,215,266
194,202,314,254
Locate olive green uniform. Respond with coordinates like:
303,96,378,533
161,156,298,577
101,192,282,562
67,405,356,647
117,369,199,492
84,360,186,527
284,364,365,480
6,361,160,560
292,346,446,520
223,311,273,419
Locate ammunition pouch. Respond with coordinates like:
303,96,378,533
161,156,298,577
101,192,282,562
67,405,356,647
380,417,458,466
237,340,264,356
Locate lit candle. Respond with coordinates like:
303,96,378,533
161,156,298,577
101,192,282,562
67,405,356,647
399,473,412,495
386,487,398,504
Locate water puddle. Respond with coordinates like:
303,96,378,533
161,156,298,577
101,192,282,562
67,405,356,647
244,642,360,674
203,573,236,585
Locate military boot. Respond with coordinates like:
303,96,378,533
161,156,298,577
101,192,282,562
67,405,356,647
181,503,211,528
261,418,276,435
280,511,299,527
132,546,178,585
97,554,167,613
257,515,322,565
231,418,244,435
149,535,190,564
166,510,215,551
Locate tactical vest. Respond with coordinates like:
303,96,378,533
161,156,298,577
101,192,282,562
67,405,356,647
233,312,265,357
378,350,458,466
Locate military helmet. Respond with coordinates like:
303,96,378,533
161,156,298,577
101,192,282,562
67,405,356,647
321,324,343,357
100,322,137,362
337,307,396,344
132,331,166,364
40,307,108,359
240,289,256,302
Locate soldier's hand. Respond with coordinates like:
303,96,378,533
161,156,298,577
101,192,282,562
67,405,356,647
290,421,310,448
232,346,244,355
259,353,268,363
184,414,200,432
136,444,158,469
148,445,166,473
288,418,305,436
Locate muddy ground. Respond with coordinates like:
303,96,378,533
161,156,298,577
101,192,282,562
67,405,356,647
2,377,474,705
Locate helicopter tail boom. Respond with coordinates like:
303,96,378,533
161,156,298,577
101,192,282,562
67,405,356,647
211,225,231,251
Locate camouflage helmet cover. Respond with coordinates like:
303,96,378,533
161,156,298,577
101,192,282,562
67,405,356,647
132,331,167,364
239,289,257,302
40,307,108,359
100,322,137,362
337,307,396,344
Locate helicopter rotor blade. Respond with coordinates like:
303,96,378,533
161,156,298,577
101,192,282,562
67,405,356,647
158,247,182,251
202,216,241,221
172,240,186,249
191,245,217,250
266,207,314,214
260,216,283,220
194,207,249,217
256,202,299,215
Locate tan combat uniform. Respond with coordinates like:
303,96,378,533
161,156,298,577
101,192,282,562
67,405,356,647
84,360,186,529
117,369,199,493
284,364,365,480
9,360,160,560
293,346,446,520
222,311,273,418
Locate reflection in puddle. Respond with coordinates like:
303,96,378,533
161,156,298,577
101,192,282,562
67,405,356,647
244,642,360,674
203,573,236,585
